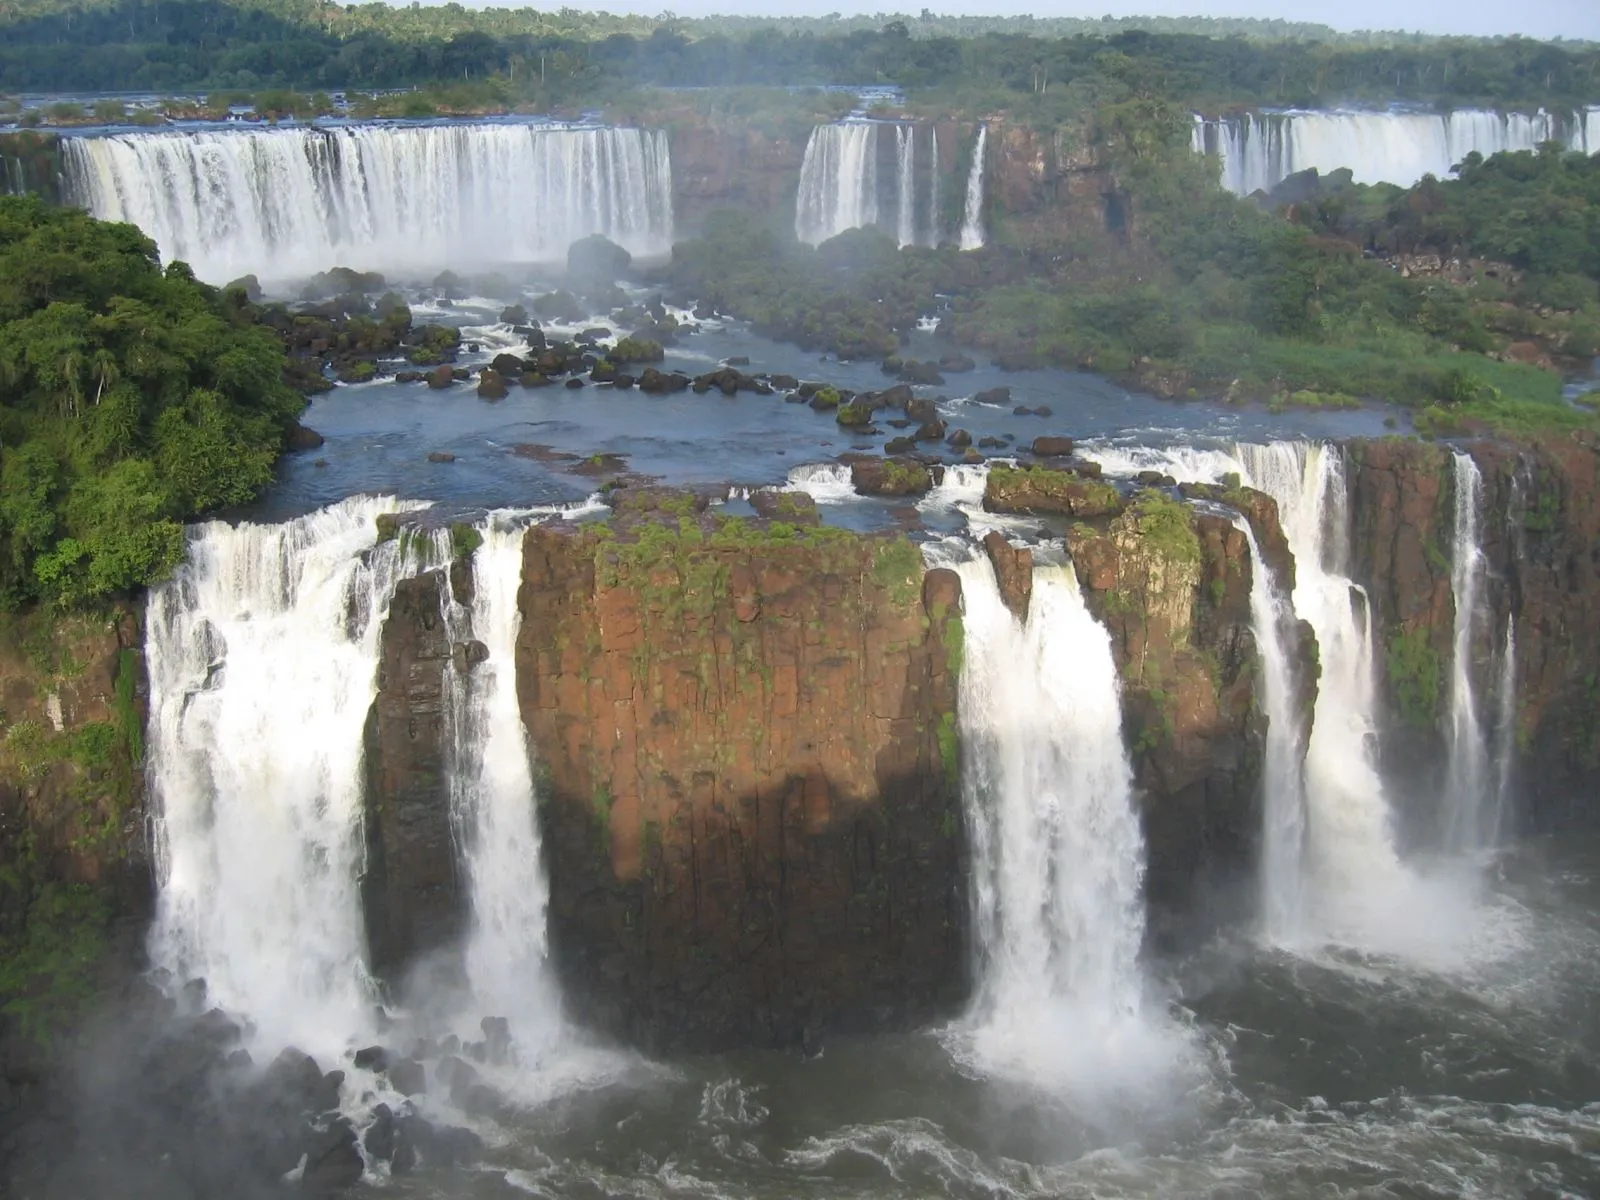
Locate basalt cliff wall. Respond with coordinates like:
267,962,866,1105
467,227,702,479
512,508,968,1052
1344,434,1600,835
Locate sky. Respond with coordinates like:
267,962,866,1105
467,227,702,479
493,0,1600,41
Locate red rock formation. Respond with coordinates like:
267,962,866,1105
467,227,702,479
516,514,967,1051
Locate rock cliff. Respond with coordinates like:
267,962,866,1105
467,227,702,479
1345,434,1600,834
513,505,968,1051
361,568,465,983
1065,490,1289,942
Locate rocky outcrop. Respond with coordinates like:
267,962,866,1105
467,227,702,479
984,463,1124,517
361,570,464,981
515,512,968,1051
1066,492,1274,942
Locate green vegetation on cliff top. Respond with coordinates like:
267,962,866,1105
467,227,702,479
0,197,302,609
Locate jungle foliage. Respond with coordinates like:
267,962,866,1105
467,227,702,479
0,197,302,609
0,1,1597,110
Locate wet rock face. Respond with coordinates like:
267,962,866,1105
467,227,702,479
1344,435,1600,832
362,570,465,981
516,514,968,1052
1067,496,1272,945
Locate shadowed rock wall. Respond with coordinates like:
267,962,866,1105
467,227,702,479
514,512,968,1052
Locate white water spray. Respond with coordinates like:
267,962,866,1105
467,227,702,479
64,123,674,283
144,496,428,1055
1233,518,1308,939
959,126,987,251
945,549,1187,1104
1443,452,1495,855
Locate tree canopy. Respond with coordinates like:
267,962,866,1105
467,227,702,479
0,197,302,608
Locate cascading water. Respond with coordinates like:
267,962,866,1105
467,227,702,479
1233,518,1308,939
1235,443,1421,947
1443,451,1495,856
438,514,562,1047
959,125,987,251
944,547,1189,1105
1194,108,1586,194
795,121,947,247
144,496,428,1055
927,127,942,247
63,123,675,282
895,124,917,249
794,123,880,246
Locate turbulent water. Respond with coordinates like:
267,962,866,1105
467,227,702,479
1194,107,1598,194
62,123,674,282
144,495,429,1055
794,121,985,248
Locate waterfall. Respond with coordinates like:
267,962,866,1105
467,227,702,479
959,125,987,251
62,123,675,283
895,124,917,249
144,496,428,1055
1493,618,1517,829
1443,452,1495,855
1236,443,1418,945
437,514,563,1052
1196,108,1584,194
795,123,879,246
947,549,1186,1103
1233,518,1308,939
927,126,942,247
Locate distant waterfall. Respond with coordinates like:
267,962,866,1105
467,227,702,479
1194,108,1587,194
1233,517,1307,939
895,125,917,248
945,549,1189,1103
1,155,23,196
1443,452,1495,854
795,121,958,248
145,496,428,1055
959,124,987,251
795,123,880,246
62,123,675,283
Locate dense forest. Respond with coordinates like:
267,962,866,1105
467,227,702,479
0,0,1597,108
0,198,302,609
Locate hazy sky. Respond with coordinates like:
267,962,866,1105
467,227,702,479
521,1,1600,41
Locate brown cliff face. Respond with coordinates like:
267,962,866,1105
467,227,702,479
361,570,464,981
1342,434,1600,834
515,514,967,1052
1066,495,1272,942
990,121,1117,243
669,125,809,238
